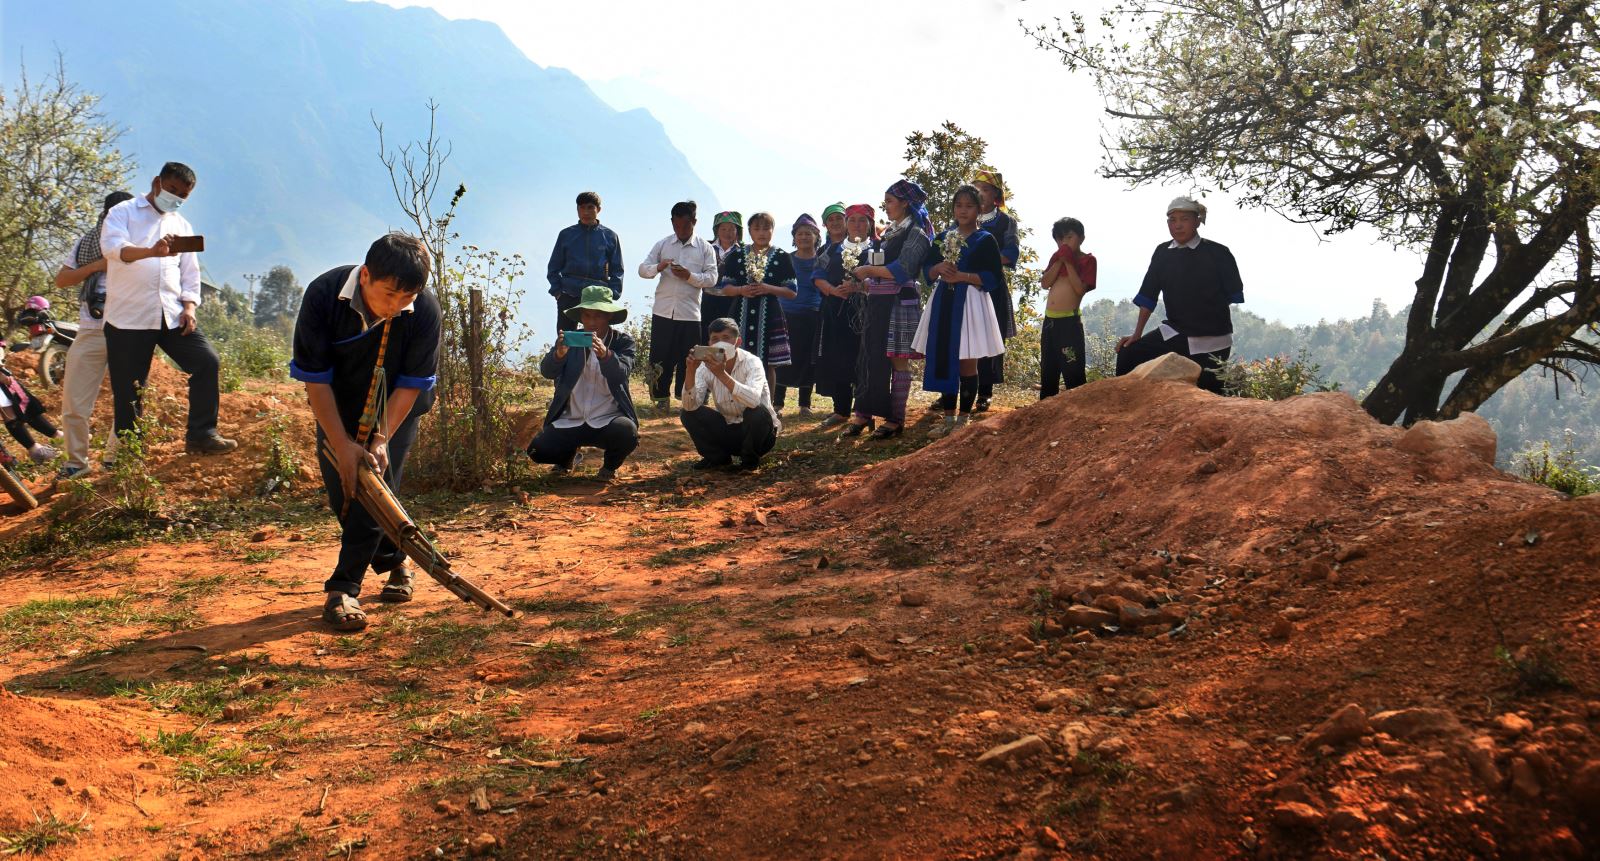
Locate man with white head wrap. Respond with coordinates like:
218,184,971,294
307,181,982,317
1114,196,1244,393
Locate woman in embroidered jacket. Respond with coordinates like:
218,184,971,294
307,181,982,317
912,184,1005,435
842,180,931,440
718,211,796,394
700,211,744,341
811,203,875,430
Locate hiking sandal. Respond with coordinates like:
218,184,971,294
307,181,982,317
377,566,415,603
321,593,368,631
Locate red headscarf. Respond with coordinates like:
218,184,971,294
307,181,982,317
844,203,879,239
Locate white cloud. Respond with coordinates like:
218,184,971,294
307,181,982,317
372,0,1423,327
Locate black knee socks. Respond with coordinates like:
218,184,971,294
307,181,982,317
958,375,979,414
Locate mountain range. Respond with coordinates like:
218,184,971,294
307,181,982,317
0,0,718,337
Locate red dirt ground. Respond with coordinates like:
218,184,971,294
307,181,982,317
0,354,1596,860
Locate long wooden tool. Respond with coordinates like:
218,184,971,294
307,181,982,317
322,441,514,617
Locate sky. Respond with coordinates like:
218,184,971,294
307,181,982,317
374,0,1425,328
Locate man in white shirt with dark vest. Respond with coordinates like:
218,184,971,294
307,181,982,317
680,317,780,471
639,200,719,411
99,161,236,454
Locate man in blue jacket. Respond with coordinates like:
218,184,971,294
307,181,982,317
546,191,623,332
526,285,639,482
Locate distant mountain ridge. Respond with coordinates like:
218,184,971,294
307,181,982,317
0,0,718,338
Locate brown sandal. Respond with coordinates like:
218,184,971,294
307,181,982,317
321,593,368,631
377,567,414,603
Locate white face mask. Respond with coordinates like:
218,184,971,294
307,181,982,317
713,341,738,360
154,188,186,213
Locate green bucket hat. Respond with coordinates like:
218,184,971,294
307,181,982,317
565,284,627,324
711,210,743,242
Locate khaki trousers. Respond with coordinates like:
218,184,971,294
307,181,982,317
61,326,116,470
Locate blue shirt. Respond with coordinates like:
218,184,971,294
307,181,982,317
782,254,823,314
546,222,624,298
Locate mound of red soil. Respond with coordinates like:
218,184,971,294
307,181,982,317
1,347,318,510
818,377,1600,857
0,688,173,832
829,379,1538,557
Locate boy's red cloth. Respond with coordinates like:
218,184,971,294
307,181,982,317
1047,247,1098,292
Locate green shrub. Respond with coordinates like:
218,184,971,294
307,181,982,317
263,414,300,490
110,409,167,516
1517,432,1599,496
198,287,290,392
1218,349,1335,400
409,245,538,490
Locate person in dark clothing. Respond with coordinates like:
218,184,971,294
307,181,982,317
971,169,1019,412
546,190,623,332
701,211,743,341
1115,196,1244,393
810,204,875,429
290,232,441,631
844,180,931,440
526,285,639,482
0,345,61,462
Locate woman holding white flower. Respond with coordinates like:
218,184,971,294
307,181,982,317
811,204,876,430
718,211,796,394
845,180,931,440
912,184,1005,435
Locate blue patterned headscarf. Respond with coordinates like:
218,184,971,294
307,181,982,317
791,213,820,238
885,179,932,238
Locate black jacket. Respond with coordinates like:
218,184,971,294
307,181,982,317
539,330,637,427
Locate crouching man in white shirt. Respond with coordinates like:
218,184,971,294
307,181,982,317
680,317,780,472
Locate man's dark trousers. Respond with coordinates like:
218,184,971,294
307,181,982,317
316,409,421,597
681,406,776,464
649,316,700,401
554,293,581,333
527,417,639,471
103,319,222,441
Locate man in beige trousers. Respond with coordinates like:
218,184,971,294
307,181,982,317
52,191,133,479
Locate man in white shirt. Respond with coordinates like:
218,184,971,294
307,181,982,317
680,317,781,471
52,190,134,478
639,201,719,411
99,162,236,454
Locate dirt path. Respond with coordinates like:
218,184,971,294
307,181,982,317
0,373,1596,860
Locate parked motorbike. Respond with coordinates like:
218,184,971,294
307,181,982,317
15,296,76,388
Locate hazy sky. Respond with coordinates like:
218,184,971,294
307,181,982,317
374,0,1423,327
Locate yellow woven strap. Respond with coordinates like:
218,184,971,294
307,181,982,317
341,318,393,519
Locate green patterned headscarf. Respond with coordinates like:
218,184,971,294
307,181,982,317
712,210,743,242
821,202,846,222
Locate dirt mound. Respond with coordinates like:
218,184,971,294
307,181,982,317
829,377,1544,556
0,688,172,832
818,376,1600,857
1,346,318,508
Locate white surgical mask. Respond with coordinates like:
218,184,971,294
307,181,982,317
714,341,737,360
154,189,186,213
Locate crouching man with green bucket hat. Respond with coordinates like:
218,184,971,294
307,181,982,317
526,285,639,482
